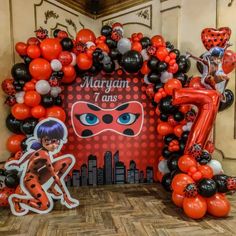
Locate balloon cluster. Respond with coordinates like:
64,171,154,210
0,168,19,207
1,24,236,218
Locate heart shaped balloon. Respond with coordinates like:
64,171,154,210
201,27,231,50
219,89,234,112
222,50,236,74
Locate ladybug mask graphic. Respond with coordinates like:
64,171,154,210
71,101,144,138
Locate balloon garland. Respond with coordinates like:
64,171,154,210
1,24,236,219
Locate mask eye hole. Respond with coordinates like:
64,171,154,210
76,113,99,126
117,113,139,125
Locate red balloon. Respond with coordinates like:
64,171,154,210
198,165,213,179
46,106,66,122
29,58,52,80
178,155,197,172
164,79,182,95
27,37,40,46
11,104,31,120
174,124,183,138
131,42,142,52
31,105,46,119
24,91,41,107
173,89,221,152
97,43,110,53
156,47,169,61
76,29,96,43
61,74,76,84
62,65,76,78
151,35,165,48
0,188,15,207
24,81,35,91
27,45,41,59
76,53,93,70
172,192,184,207
57,30,68,40
171,173,194,195
206,193,230,217
1,78,16,95
58,51,73,66
183,195,207,219
15,42,27,56
189,76,205,89
140,61,150,75
40,38,62,61
6,134,25,153
222,50,236,74
157,122,173,136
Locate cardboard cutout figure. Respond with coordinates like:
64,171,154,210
5,118,79,216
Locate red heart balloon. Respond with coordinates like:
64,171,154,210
201,27,231,50
222,50,236,74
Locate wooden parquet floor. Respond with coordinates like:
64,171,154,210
1,184,236,236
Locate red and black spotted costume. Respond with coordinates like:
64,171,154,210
11,148,74,213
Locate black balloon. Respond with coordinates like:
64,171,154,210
161,173,173,192
219,89,234,112
177,56,191,73
147,72,161,84
42,95,54,107
179,141,186,153
103,61,115,73
54,96,63,106
22,56,32,65
140,37,151,49
89,62,103,74
160,96,178,114
170,49,180,60
6,114,22,134
196,54,204,74
160,113,168,122
109,48,122,60
174,72,188,86
166,41,174,50
164,134,178,145
20,118,38,135
173,111,184,122
11,63,31,81
213,174,228,193
106,37,117,49
196,150,212,165
167,155,179,171
154,82,164,92
0,169,6,176
198,178,217,197
121,50,143,73
21,138,28,151
101,25,112,37
60,37,74,51
147,56,159,71
5,173,19,188
162,147,172,159
156,62,168,73
181,131,189,142
53,29,61,38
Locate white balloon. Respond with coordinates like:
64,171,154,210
35,80,51,95
158,160,170,174
143,74,151,85
117,38,131,55
50,87,59,97
208,160,223,175
51,59,62,71
55,86,62,94
160,71,173,83
141,49,149,61
86,41,95,48
102,55,111,65
15,91,25,98
70,53,77,66
16,96,24,104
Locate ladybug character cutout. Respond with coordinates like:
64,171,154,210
5,118,79,216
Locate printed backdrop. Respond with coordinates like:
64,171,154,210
61,70,159,177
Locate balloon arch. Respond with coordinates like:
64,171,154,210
1,24,236,219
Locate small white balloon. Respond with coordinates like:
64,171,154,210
86,41,95,48
55,86,62,94
141,49,149,61
16,96,24,104
51,59,62,71
50,87,59,97
15,91,25,98
158,160,170,174
102,55,111,65
35,80,51,95
117,38,131,55
208,160,223,175
70,53,77,66
160,71,173,83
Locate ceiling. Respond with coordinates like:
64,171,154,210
56,0,152,19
